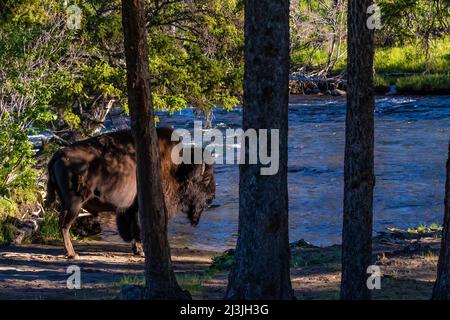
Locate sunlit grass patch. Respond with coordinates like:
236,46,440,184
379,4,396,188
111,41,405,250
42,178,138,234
406,223,442,235
176,273,207,292
119,275,145,287
375,38,450,74
375,74,450,94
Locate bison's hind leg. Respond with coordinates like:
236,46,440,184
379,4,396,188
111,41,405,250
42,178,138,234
60,197,83,259
116,206,143,256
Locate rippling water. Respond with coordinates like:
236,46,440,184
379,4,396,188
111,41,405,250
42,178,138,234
44,95,450,251
151,95,449,251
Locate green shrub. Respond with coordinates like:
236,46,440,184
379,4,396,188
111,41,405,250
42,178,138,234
0,196,18,219
35,210,61,243
0,220,15,246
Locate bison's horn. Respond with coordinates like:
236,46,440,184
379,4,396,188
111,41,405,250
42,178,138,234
201,162,206,175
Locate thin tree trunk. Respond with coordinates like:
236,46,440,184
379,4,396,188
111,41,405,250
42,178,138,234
340,0,375,300
432,141,450,300
121,0,190,300
225,0,294,300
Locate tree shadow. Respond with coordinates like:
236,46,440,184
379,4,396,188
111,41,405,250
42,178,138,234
0,241,215,300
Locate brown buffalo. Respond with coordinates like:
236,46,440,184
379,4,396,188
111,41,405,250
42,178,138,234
46,127,215,259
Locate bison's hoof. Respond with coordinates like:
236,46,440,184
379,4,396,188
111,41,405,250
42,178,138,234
132,243,144,257
66,253,80,260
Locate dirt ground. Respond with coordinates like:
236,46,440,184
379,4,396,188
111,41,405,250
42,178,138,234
0,232,441,300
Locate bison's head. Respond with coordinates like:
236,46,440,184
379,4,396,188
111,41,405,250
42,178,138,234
177,162,215,226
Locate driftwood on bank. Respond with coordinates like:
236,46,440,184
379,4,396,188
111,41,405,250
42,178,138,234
289,75,347,96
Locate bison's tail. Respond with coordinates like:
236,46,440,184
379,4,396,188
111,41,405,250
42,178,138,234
45,153,60,208
116,210,135,242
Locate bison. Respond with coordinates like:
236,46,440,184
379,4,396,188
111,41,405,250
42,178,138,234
46,127,215,259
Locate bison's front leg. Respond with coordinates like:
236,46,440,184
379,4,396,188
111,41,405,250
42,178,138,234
131,239,144,257
60,197,83,259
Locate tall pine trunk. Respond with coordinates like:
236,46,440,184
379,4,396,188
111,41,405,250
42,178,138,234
121,0,189,300
340,0,375,300
225,0,294,300
432,141,450,300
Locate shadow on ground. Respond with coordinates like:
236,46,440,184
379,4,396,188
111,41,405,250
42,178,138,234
0,233,440,300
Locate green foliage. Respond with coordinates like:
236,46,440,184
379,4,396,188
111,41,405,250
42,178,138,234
144,0,244,113
119,275,145,287
290,0,449,78
0,197,17,219
381,223,443,241
290,246,341,269
35,210,62,243
119,273,208,293
175,274,205,292
291,47,329,72
378,0,449,47
406,223,442,235
0,187,40,246
0,221,16,246
375,38,450,74
210,250,235,271
0,119,38,196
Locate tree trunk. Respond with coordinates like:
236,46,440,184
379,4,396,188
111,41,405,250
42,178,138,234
432,141,450,300
121,0,190,300
340,0,375,300
224,0,294,300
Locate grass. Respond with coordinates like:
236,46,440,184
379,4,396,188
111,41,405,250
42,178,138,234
375,74,450,94
32,209,88,243
34,210,61,243
291,46,330,71
291,37,450,94
290,246,341,270
374,38,450,74
406,223,442,235
119,272,214,293
119,275,145,287
118,250,237,294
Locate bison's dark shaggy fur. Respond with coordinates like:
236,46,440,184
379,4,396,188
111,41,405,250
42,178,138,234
46,127,215,259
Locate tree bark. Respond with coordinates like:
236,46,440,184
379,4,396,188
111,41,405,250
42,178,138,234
340,0,375,300
121,0,190,300
224,0,294,300
432,141,450,300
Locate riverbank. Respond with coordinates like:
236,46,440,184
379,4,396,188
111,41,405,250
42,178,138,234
289,37,450,96
289,74,450,96
0,225,442,299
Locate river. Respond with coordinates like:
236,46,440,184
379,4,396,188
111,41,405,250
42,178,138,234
43,95,450,251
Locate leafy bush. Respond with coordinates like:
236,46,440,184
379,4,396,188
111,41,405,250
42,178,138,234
34,210,61,243
0,120,38,197
0,221,15,246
